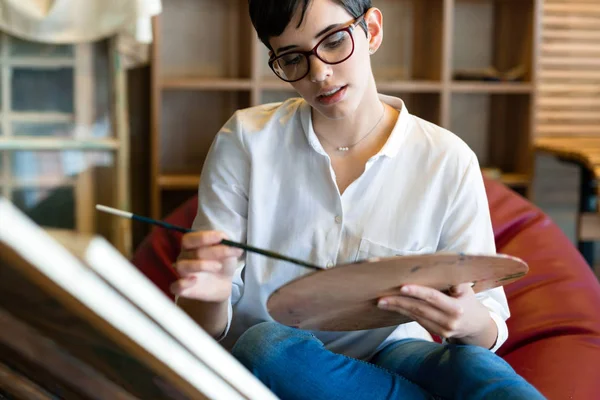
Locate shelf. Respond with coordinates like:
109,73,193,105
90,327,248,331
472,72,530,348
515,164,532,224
9,112,73,123
258,79,443,93
501,173,530,188
378,81,443,93
155,170,532,191
161,78,253,90
451,82,533,94
4,58,76,68
11,176,77,189
158,174,198,190
453,0,534,84
482,169,530,188
0,138,119,151
159,90,251,176
257,79,297,91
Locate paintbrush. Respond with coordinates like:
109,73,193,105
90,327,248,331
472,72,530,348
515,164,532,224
95,204,323,271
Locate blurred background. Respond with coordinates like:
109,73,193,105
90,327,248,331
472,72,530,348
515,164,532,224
1,0,598,276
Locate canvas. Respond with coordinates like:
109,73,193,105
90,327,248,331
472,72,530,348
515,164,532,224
0,197,278,400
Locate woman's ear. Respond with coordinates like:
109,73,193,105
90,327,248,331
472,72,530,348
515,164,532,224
364,8,383,55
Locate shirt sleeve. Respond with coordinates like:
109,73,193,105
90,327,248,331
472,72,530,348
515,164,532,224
191,111,249,341
437,152,510,353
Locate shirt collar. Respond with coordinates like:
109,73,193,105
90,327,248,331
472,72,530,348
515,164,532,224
376,93,410,159
300,93,411,159
300,101,328,156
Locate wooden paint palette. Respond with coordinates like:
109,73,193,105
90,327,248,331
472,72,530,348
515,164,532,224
267,253,528,331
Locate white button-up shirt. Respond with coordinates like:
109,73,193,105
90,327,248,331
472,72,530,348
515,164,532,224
192,94,510,360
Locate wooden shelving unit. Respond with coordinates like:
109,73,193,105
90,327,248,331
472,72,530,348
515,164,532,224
151,0,539,218
0,35,131,255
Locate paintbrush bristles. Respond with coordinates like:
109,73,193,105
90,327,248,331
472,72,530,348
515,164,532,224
96,204,133,219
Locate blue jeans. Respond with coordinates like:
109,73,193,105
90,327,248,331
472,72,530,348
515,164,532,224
231,322,546,400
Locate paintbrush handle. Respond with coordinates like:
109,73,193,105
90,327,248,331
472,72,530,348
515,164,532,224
220,239,321,270
132,214,191,234
100,207,322,270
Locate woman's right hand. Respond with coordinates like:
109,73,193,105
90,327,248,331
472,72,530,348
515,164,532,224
170,231,244,303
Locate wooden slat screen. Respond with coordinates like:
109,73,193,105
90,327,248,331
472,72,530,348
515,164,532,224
535,0,600,137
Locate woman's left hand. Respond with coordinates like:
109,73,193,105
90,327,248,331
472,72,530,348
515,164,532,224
377,283,497,347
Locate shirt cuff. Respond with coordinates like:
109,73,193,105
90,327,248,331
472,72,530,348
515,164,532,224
175,295,233,343
215,297,233,342
488,310,509,353
440,310,508,352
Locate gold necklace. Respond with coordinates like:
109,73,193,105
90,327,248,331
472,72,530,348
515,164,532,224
318,103,386,152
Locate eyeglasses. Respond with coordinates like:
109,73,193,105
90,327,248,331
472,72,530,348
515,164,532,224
268,14,366,83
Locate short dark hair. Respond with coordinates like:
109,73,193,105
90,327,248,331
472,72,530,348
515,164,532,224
248,0,371,51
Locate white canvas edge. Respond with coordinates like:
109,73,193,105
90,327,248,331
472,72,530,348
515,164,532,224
0,198,245,400
84,235,279,400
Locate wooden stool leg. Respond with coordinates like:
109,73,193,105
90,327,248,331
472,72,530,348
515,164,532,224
578,166,596,267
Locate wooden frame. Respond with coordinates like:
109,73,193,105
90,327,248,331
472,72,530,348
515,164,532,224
151,0,540,218
0,34,131,256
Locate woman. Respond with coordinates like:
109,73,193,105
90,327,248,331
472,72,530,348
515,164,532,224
171,0,546,398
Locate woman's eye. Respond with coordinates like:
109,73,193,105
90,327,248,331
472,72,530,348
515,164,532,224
323,33,346,49
282,56,302,66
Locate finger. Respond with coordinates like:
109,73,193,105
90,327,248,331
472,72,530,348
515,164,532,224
449,282,474,297
398,285,463,317
179,244,244,261
197,244,244,260
169,275,197,294
175,259,223,277
389,304,456,338
170,272,233,302
378,296,460,337
181,231,229,250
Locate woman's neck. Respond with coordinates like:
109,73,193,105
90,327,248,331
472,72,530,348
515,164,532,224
311,80,386,150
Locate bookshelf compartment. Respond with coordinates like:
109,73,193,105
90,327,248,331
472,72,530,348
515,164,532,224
371,0,443,83
7,149,122,238
160,189,197,220
11,68,74,113
160,90,251,175
12,186,76,229
452,0,534,84
150,0,538,218
385,92,441,126
159,0,253,80
451,93,531,177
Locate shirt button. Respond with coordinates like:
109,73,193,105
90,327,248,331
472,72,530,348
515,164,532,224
326,260,334,268
334,215,342,223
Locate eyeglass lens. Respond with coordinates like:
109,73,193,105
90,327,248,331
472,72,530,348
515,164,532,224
272,30,354,81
